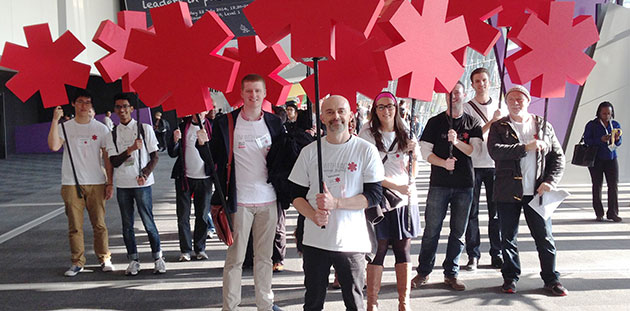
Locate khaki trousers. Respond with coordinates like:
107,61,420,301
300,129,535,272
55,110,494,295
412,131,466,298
61,185,111,266
223,202,277,311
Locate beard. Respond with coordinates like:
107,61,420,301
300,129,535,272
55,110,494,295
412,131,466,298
327,118,347,134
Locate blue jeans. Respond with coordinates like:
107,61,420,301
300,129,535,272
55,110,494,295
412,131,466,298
465,167,501,259
175,177,211,254
416,186,472,277
117,187,161,260
498,196,560,285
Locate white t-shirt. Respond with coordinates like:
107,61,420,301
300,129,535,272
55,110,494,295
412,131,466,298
463,98,507,168
233,114,276,204
105,120,159,188
510,116,537,196
184,122,210,179
358,125,419,206
103,116,114,131
289,135,384,252
58,119,109,185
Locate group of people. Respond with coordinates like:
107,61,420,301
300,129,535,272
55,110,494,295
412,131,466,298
46,67,622,311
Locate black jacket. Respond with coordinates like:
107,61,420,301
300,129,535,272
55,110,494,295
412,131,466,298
167,117,214,181
487,115,565,203
202,108,284,214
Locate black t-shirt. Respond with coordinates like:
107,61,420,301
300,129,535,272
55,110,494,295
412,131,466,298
420,112,482,188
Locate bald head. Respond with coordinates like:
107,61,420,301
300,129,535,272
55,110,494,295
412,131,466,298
321,95,351,135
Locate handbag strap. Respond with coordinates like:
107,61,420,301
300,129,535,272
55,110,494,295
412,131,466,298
60,121,84,199
467,100,489,124
381,137,399,164
226,113,235,195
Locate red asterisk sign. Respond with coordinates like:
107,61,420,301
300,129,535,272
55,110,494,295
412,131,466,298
243,0,384,60
496,0,553,28
376,0,469,101
301,25,391,111
446,0,503,57
348,162,358,172
222,36,291,108
125,2,239,117
0,24,90,108
92,135,98,141
335,177,341,183
93,11,153,93
505,1,599,98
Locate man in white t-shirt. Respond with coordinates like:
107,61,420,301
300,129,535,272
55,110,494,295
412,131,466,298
289,95,384,311
208,74,285,311
106,93,165,276
103,111,114,131
462,67,507,271
47,89,114,277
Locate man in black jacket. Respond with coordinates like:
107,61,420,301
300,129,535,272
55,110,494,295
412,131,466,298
487,85,566,296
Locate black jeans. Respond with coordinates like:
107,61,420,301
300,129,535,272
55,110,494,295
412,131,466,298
272,202,287,264
588,158,619,218
175,177,211,254
466,167,501,259
303,245,365,311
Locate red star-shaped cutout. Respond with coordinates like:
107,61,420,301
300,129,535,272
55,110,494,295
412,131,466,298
496,0,553,28
92,135,98,141
125,2,240,117
445,0,503,56
244,0,384,60
348,162,358,172
505,1,599,98
301,25,391,111
335,177,341,183
93,11,153,93
222,36,291,108
375,0,469,101
0,24,90,108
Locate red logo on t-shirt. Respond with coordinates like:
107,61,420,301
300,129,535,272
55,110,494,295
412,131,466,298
396,154,400,158
335,177,341,183
92,135,98,141
348,162,357,172
462,132,469,140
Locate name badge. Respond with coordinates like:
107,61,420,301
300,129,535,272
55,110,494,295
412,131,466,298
256,133,272,149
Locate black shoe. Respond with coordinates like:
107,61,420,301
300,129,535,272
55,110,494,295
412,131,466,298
607,215,622,222
501,280,517,294
463,257,478,271
545,282,568,296
491,256,503,269
596,216,604,222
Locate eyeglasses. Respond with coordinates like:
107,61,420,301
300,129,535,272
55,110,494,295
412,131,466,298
376,104,396,111
115,104,131,109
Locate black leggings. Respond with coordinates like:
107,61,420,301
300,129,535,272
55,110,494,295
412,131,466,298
371,238,411,266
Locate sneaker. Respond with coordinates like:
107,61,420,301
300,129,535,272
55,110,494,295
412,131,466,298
101,259,115,272
64,265,83,277
607,215,622,222
595,216,605,222
491,256,504,269
463,257,478,271
154,257,167,274
411,273,429,289
273,263,284,272
271,305,284,311
501,280,517,293
444,276,466,291
125,260,141,276
196,251,209,260
545,282,568,296
179,253,191,262
207,230,215,239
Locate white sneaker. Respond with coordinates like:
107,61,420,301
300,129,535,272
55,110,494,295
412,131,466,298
178,253,191,262
196,251,208,260
101,260,115,272
125,260,141,276
154,257,166,274
64,265,83,277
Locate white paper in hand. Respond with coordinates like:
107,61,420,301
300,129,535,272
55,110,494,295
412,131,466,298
529,189,571,220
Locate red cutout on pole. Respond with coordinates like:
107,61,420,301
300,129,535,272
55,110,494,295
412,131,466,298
0,24,90,107
243,0,384,60
125,2,239,117
505,1,599,98
222,36,291,108
301,25,391,112
375,0,469,101
93,11,153,93
496,0,553,28
446,0,503,56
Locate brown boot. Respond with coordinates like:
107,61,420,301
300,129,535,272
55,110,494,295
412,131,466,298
366,264,383,311
395,263,412,311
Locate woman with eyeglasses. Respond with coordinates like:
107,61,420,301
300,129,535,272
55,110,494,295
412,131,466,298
583,101,623,222
358,91,420,311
